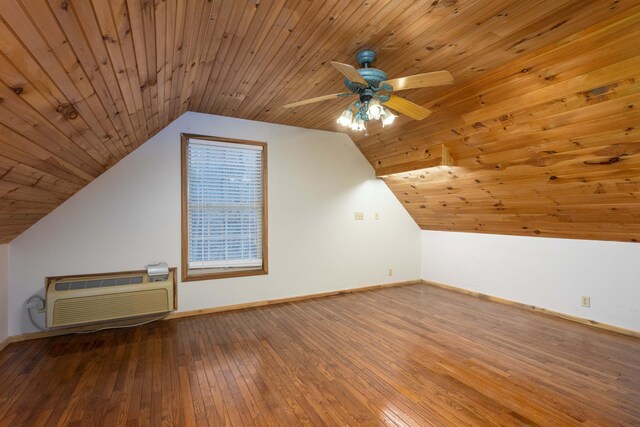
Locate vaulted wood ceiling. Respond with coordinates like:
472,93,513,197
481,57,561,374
0,0,638,243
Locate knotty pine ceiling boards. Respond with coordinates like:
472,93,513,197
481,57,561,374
0,0,638,243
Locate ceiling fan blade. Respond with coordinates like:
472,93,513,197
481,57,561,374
382,70,453,91
330,61,368,86
283,93,351,109
383,95,432,120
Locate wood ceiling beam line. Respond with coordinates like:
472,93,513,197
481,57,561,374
376,145,454,177
385,172,640,197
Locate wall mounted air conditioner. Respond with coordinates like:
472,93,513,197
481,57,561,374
46,268,177,328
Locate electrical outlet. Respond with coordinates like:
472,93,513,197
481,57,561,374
388,268,393,276
354,212,364,220
581,296,591,308
374,212,380,220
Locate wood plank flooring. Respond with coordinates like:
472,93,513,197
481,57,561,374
0,284,639,426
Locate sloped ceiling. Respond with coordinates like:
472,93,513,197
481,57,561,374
0,0,638,243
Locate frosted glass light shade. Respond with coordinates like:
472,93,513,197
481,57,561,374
367,99,383,120
381,108,396,126
336,109,353,127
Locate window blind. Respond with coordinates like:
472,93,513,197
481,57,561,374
187,139,263,270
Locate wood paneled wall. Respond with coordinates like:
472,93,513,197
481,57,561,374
0,0,637,243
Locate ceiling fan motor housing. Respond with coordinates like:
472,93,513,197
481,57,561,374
343,68,388,92
343,49,389,92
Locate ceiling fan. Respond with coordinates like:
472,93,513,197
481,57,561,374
283,50,453,133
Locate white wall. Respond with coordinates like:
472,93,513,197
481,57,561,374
422,230,640,331
8,112,421,336
0,244,8,344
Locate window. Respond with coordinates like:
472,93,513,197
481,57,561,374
181,134,268,281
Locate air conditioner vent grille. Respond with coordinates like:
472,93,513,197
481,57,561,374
52,289,168,327
46,270,175,328
55,275,144,291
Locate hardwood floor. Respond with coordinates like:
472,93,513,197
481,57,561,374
0,284,639,426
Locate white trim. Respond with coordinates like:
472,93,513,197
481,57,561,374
190,139,263,151
188,259,262,269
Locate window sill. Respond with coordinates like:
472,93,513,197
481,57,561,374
182,266,268,282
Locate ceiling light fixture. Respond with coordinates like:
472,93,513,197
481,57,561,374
336,108,353,127
337,94,392,136
351,114,366,131
285,50,454,134
381,107,396,126
367,98,383,120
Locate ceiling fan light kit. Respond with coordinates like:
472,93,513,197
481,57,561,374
380,108,396,126
337,109,353,127
367,98,384,120
284,50,453,133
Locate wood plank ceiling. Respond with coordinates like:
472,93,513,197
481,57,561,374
0,0,638,243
